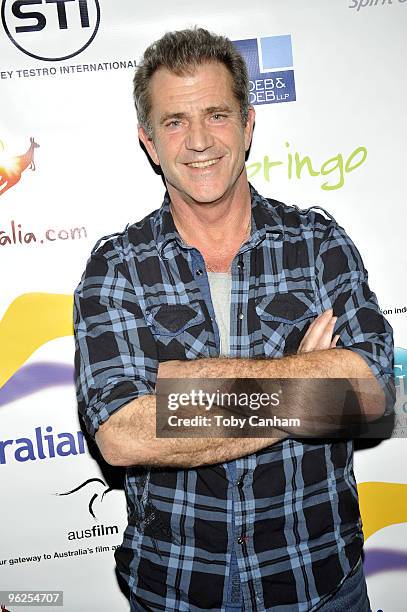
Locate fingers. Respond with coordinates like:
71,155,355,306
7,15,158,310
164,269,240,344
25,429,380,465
319,316,337,350
330,334,340,348
298,309,339,353
299,309,332,352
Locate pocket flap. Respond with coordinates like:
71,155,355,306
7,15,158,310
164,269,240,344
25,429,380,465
146,302,205,336
256,290,315,324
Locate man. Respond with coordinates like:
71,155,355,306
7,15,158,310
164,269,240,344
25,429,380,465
73,28,394,611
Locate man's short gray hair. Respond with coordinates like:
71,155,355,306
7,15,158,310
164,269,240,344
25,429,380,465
133,27,249,138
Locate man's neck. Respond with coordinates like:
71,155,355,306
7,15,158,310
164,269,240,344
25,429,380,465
168,178,252,270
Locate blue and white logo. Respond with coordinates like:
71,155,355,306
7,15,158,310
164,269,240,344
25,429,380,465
395,347,407,402
233,34,296,106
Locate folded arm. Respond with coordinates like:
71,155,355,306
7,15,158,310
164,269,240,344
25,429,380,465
95,311,379,468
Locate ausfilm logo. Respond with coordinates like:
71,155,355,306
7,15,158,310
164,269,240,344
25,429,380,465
1,0,100,61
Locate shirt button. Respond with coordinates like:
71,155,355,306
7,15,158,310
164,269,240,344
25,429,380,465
237,536,244,544
237,260,244,270
238,312,244,320
196,268,203,276
237,478,244,488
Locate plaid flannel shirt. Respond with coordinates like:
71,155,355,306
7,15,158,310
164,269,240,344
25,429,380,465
73,185,394,611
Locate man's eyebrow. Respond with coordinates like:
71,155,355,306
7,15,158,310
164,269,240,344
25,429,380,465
205,105,234,114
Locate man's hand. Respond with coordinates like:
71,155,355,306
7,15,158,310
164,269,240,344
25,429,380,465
298,308,339,353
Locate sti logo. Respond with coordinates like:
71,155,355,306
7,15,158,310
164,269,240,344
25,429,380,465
1,0,100,61
233,35,296,106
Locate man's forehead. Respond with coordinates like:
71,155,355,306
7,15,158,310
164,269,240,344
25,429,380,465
148,61,237,112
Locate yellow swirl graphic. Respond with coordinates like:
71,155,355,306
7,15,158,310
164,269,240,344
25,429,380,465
359,482,407,540
0,293,73,388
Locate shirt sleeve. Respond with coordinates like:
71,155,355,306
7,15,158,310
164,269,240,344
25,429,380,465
314,218,395,416
73,242,158,438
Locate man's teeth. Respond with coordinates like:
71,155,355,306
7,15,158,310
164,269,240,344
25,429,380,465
188,158,219,168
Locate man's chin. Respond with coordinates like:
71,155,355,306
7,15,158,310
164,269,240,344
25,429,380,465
187,190,226,205
170,182,232,206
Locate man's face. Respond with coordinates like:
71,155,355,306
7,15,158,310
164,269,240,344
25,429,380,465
138,61,255,206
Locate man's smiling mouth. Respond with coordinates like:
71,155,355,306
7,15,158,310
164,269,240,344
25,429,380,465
186,158,221,169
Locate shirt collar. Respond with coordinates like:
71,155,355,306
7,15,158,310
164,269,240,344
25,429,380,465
155,183,284,258
154,191,179,256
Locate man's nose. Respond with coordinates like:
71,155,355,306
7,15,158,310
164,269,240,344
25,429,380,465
185,120,214,151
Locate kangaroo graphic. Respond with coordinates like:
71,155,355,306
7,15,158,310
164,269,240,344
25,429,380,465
0,137,40,196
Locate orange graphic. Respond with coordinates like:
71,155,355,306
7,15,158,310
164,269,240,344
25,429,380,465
0,137,40,196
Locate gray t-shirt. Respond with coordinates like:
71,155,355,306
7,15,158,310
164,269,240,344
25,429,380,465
206,271,232,357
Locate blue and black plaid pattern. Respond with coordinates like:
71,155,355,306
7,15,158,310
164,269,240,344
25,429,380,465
73,185,394,611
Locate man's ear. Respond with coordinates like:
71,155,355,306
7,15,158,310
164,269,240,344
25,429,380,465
244,106,256,152
138,125,160,166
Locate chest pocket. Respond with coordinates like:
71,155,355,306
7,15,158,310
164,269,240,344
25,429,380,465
146,302,209,361
255,290,316,358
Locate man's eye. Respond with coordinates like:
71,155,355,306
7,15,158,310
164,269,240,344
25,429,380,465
212,114,226,121
167,120,181,128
